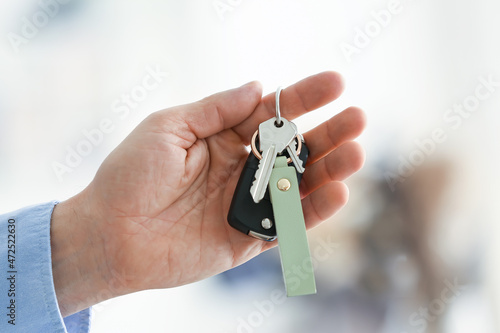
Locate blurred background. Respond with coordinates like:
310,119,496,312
1,0,499,332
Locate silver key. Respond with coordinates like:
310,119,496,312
250,117,297,203
286,136,305,174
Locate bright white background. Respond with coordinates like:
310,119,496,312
1,0,499,332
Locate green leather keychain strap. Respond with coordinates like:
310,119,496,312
268,156,316,296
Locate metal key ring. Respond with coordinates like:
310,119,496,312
275,87,283,127
250,130,302,163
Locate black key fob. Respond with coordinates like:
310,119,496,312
227,139,309,241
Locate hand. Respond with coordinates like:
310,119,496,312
50,72,366,316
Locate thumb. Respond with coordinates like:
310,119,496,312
167,81,262,139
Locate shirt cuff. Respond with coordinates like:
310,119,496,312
0,201,91,333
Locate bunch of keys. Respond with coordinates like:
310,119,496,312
228,87,317,296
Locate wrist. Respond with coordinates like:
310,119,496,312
50,192,112,317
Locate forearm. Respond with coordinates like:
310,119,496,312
50,195,112,317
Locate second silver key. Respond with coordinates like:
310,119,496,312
286,136,305,174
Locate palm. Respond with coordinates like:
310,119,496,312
85,72,366,295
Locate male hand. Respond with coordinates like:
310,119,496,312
51,72,366,316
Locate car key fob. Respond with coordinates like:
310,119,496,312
227,137,309,241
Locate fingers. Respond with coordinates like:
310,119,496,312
233,71,345,143
160,81,263,140
300,141,365,197
303,106,366,164
302,182,349,230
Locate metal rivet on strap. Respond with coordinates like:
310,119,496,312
277,178,291,191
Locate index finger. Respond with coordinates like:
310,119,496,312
233,71,344,143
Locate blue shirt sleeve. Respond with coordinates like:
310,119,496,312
0,201,91,332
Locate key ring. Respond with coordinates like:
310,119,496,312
275,87,283,127
251,86,302,162
250,130,302,163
